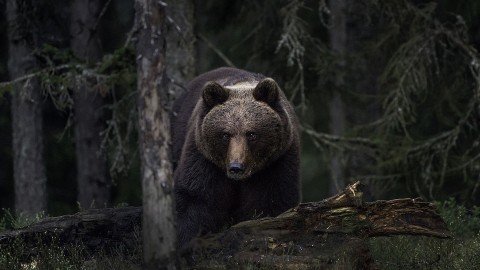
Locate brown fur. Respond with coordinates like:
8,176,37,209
171,67,300,248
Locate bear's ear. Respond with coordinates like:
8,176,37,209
253,78,279,106
202,82,229,108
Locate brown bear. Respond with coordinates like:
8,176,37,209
171,67,300,248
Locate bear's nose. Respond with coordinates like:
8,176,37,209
228,162,244,174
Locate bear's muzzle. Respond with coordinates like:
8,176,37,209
227,137,249,179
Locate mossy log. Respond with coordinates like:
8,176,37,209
0,182,450,268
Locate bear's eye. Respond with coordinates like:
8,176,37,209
222,133,231,141
246,132,257,141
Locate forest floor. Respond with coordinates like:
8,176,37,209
0,199,479,269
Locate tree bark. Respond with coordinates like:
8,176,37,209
0,182,450,268
70,0,111,209
164,0,195,100
328,0,348,195
7,0,47,216
134,1,177,268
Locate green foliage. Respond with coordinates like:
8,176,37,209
97,47,136,75
35,44,77,67
0,209,46,230
437,198,480,237
97,47,139,181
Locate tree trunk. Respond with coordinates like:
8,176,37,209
70,0,111,209
165,0,195,99
7,0,47,216
343,2,384,198
134,1,176,268
328,0,348,195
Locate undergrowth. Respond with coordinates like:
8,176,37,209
0,236,142,270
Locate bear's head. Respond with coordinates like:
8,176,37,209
195,78,294,180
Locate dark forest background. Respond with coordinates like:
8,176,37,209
0,0,480,218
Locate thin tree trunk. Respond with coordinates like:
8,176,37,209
328,0,348,195
135,1,176,268
7,0,47,216
165,0,195,99
71,0,111,209
343,2,383,199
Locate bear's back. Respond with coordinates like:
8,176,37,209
171,67,265,168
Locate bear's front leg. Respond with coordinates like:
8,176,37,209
176,194,228,249
174,166,235,248
234,146,300,222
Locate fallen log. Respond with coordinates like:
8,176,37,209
0,182,450,268
187,182,450,268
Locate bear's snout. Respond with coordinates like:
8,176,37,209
226,136,249,179
228,162,245,174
